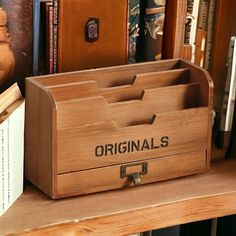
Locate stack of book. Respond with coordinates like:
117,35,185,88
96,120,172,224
0,83,25,216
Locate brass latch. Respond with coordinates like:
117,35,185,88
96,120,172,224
120,162,148,187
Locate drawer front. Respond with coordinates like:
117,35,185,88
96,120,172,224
56,150,207,198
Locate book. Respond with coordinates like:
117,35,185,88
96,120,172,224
210,0,236,113
44,2,54,74
57,0,128,72
33,0,41,76
217,37,236,149
53,0,58,73
184,0,200,63
194,0,209,67
0,83,24,217
203,0,217,70
128,0,141,63
137,0,166,62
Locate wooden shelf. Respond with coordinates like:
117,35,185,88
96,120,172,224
1,158,236,235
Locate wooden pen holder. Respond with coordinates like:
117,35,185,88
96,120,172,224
25,59,213,199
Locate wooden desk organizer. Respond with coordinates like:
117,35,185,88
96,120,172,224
25,59,213,199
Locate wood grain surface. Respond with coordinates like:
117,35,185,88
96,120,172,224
163,0,187,59
57,0,128,72
1,159,236,235
25,59,213,198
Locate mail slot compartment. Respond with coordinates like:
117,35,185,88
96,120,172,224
57,107,209,174
25,59,213,198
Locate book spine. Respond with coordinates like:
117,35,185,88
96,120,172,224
0,120,9,216
194,0,209,67
0,125,3,215
142,0,166,61
33,0,41,76
53,24,58,73
53,0,58,73
217,37,236,148
204,0,217,70
6,119,10,208
48,4,54,74
53,0,58,25
128,0,141,64
184,0,200,61
0,101,25,216
9,102,24,205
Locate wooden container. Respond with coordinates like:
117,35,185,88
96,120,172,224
25,59,213,199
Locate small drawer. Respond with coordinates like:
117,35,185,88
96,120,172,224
56,150,207,198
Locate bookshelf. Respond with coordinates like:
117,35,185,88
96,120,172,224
1,157,236,235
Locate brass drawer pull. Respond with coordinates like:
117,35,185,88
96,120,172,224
129,173,142,186
120,162,148,187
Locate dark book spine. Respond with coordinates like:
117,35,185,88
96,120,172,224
184,0,194,45
128,0,141,64
53,0,58,25
136,0,166,62
53,0,58,73
47,4,54,74
33,0,40,76
204,0,217,70
53,24,58,73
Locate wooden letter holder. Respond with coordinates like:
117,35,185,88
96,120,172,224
25,59,213,199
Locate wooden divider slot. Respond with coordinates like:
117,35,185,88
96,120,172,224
57,107,209,173
56,83,201,129
49,69,190,102
35,60,180,87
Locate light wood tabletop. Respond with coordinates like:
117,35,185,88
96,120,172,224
1,158,236,235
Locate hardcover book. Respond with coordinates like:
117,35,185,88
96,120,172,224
184,0,200,63
57,0,128,72
0,83,24,216
128,0,141,63
137,0,166,62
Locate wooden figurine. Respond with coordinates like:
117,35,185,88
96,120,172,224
0,8,15,86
